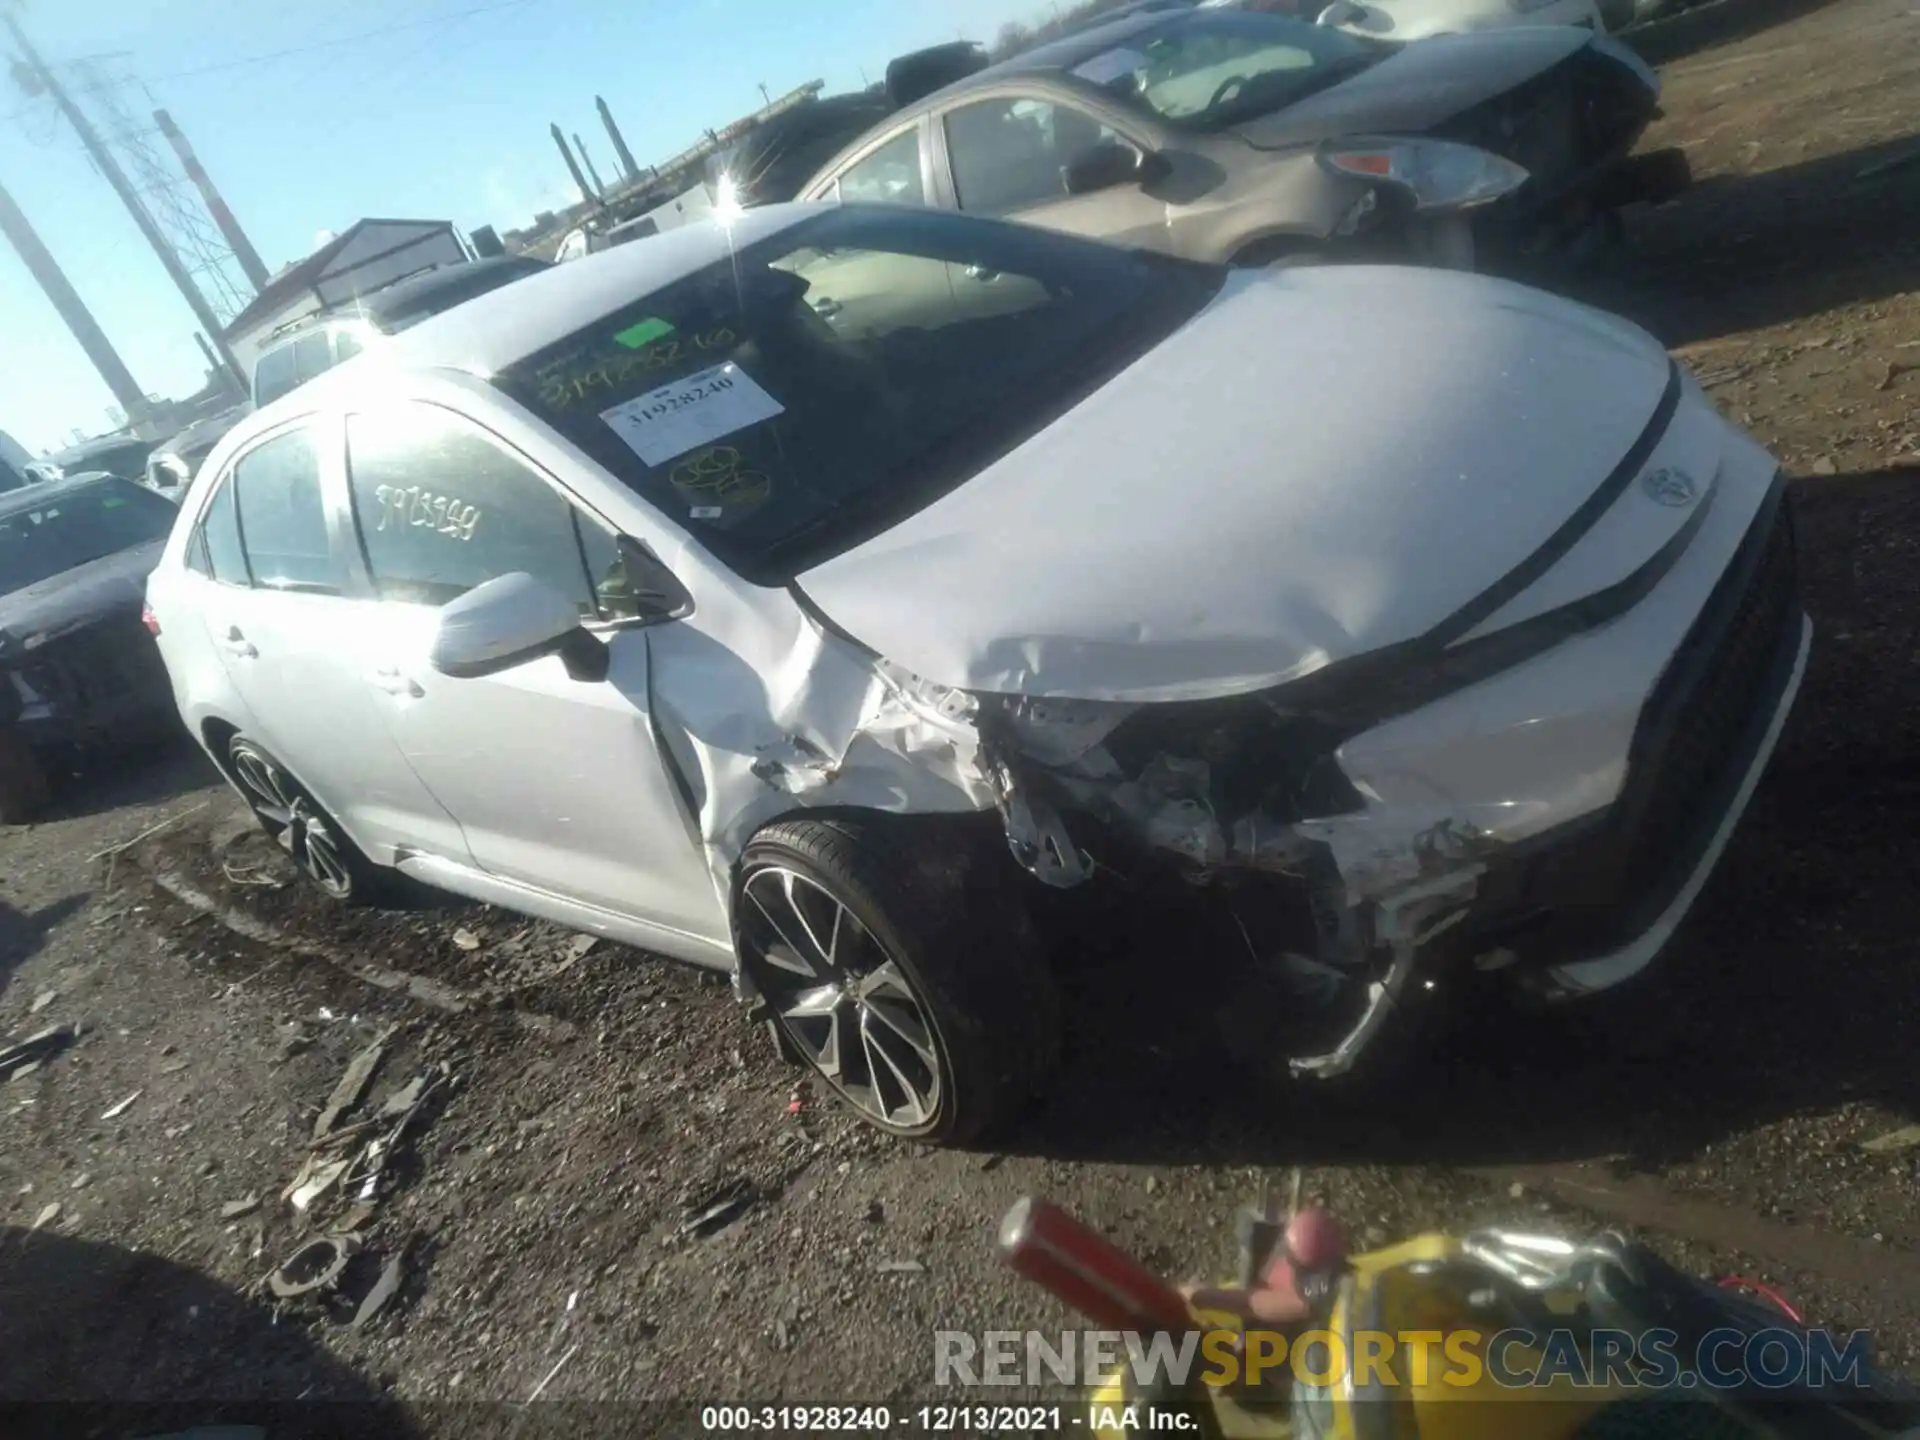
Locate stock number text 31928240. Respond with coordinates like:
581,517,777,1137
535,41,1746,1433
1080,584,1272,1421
699,1405,1069,1432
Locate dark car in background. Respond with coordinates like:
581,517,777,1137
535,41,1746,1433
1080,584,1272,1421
0,475,182,822
250,253,551,407
144,403,251,501
708,43,990,209
35,433,155,486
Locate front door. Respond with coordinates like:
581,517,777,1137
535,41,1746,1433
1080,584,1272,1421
337,401,725,945
938,95,1173,252
190,421,468,863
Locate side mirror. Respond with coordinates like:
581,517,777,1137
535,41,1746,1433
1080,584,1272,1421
607,536,695,626
1063,140,1160,196
1317,0,1366,24
430,572,609,683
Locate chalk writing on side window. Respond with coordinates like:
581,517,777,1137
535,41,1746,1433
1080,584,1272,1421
372,485,482,541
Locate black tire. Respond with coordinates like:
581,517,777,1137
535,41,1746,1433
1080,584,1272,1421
0,730,49,826
225,735,389,904
735,813,1057,1147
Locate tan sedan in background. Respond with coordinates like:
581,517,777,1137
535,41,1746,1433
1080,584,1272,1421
797,5,1688,272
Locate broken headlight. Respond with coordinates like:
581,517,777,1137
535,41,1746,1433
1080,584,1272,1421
1319,138,1529,214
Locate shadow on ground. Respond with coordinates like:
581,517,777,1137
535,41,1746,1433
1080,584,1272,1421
0,1226,414,1438
1627,0,1846,66
0,893,88,1004
38,731,222,826
1011,468,1920,1172
1565,135,1920,347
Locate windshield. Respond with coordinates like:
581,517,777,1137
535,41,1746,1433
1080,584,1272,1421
494,206,1221,585
0,478,178,597
1069,11,1379,130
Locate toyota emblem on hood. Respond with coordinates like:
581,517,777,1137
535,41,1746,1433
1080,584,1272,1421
1641,467,1699,507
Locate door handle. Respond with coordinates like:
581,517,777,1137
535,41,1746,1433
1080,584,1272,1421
221,626,257,659
368,667,425,698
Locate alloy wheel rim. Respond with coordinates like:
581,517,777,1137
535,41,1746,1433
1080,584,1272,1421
231,744,352,899
740,865,942,1131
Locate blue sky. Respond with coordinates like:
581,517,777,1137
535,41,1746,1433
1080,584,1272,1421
0,0,1026,454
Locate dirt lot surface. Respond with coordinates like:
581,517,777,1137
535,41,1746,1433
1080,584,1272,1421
3,1,1919,1433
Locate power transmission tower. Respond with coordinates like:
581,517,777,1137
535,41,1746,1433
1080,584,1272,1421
70,57,253,326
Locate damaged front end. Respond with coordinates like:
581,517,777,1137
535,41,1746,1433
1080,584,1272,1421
971,686,1498,1081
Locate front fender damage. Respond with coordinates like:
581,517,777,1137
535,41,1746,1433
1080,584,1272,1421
652,615,1492,1072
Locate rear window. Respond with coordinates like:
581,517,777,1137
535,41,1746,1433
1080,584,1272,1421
253,344,299,406
0,479,179,597
491,206,1220,585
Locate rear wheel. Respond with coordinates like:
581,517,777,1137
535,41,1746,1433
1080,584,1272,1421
735,815,1057,1146
226,736,384,903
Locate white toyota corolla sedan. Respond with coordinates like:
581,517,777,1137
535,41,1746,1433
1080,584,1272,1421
144,201,1810,1145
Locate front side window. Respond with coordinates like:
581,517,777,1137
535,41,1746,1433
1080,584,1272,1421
344,405,626,618
492,205,1221,585
231,428,338,594
833,128,925,206
0,478,179,597
1068,11,1378,129
944,97,1124,215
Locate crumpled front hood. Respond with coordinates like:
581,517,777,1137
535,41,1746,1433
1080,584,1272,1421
797,264,1676,704
1233,27,1594,150
0,542,160,651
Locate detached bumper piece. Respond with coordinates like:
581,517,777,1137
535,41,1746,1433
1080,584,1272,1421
1467,477,1805,982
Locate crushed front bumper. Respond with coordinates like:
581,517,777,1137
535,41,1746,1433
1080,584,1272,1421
1467,481,1809,998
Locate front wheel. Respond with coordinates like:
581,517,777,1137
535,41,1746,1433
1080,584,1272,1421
735,815,1057,1146
226,736,385,903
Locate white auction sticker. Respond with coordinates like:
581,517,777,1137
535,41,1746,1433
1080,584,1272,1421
599,363,785,468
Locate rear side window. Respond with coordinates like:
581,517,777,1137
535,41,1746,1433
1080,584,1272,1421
833,129,925,205
197,475,248,583
291,332,335,386
344,404,607,615
252,345,297,406
231,429,338,594
333,329,365,362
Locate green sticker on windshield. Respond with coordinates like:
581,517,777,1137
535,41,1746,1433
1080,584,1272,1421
101,497,128,508
614,317,675,350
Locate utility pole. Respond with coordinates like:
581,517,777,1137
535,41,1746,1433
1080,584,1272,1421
0,174,149,423
596,95,640,184
154,108,268,291
573,133,605,197
2,11,247,390
550,123,593,204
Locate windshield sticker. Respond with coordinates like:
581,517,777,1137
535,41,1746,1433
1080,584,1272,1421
600,363,785,468
533,326,737,410
100,496,128,508
372,484,482,542
689,505,723,520
1071,48,1150,87
614,317,676,350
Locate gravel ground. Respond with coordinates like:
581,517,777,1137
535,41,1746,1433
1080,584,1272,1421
3,1,1919,1433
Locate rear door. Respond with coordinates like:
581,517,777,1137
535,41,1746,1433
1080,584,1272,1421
189,420,467,862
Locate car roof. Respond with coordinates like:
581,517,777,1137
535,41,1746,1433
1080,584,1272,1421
357,253,549,326
0,470,131,519
317,204,823,383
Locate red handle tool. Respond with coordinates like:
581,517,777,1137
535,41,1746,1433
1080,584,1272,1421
997,1196,1195,1336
